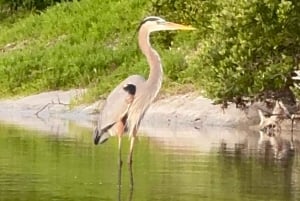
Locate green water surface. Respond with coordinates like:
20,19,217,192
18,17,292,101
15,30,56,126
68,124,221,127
0,123,299,201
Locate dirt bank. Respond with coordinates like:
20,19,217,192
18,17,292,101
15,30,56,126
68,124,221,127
0,89,263,132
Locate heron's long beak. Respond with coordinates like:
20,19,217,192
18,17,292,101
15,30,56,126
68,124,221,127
164,22,196,30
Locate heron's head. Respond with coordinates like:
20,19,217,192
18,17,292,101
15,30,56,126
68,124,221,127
123,84,136,96
138,16,196,33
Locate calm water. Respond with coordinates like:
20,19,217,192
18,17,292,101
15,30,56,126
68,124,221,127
0,122,300,201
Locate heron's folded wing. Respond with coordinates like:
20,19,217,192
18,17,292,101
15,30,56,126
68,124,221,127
97,75,145,132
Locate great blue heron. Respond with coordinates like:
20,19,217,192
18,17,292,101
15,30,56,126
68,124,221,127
93,16,195,165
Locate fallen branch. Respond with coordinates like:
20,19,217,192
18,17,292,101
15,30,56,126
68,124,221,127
35,96,69,117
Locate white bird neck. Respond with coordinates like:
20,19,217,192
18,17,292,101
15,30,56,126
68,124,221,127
138,26,163,99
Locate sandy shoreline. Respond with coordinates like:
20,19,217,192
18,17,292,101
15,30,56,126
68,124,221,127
0,89,261,133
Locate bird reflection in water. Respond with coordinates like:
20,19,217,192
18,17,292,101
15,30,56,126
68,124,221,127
117,161,134,201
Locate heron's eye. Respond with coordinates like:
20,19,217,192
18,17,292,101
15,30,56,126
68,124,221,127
156,20,165,25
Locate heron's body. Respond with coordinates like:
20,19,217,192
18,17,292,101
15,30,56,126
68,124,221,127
94,16,195,165
95,75,144,144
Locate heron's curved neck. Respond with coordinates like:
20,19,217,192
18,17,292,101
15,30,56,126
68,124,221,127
138,27,163,97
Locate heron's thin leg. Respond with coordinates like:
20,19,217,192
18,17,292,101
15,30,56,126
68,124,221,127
118,172,122,201
118,165,134,201
118,135,123,187
128,136,135,165
118,135,123,166
127,136,135,188
128,126,138,166
129,159,134,189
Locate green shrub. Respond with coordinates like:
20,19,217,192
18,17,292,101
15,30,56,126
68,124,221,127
151,0,300,101
0,0,70,12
